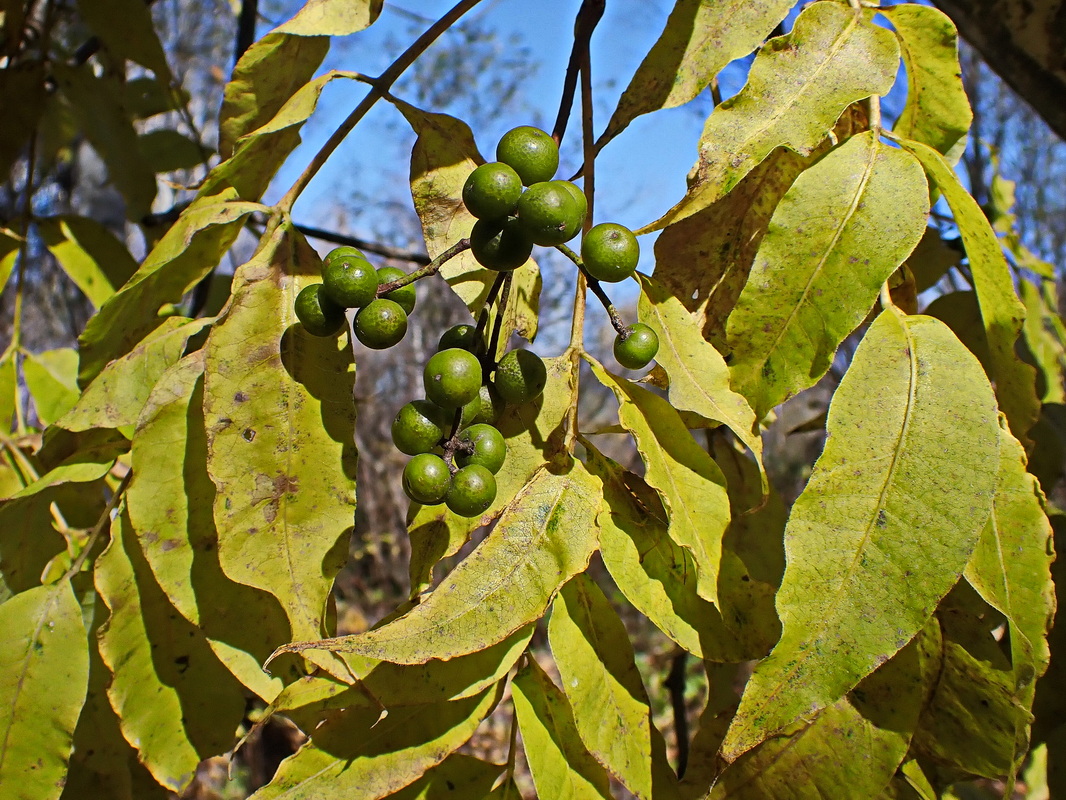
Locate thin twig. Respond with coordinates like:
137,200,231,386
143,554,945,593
375,238,470,296
233,0,259,65
278,0,484,212
555,243,626,334
664,649,690,779
551,0,605,145
486,272,513,366
297,223,431,265
63,469,133,581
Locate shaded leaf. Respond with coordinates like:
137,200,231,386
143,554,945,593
74,0,172,79
726,130,930,417
641,2,898,232
882,4,971,156
38,215,139,307
95,509,246,793
512,656,613,800
23,348,80,426
1020,280,1066,404
275,463,601,665
598,0,793,149
721,308,1000,761
385,753,502,800
907,227,961,293
901,138,1039,446
0,62,46,177
203,222,356,644
587,357,730,605
549,573,652,799
251,684,502,799
924,290,991,371
0,580,88,800
137,129,208,174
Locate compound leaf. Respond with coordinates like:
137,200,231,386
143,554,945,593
721,309,1000,761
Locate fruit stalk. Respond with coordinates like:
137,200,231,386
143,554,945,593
556,243,627,335
375,237,472,296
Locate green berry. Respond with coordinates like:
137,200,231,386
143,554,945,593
471,383,505,425
403,453,451,505
457,423,507,474
471,215,534,271
354,298,408,349
438,323,480,352
424,348,482,409
445,464,497,517
516,181,584,246
323,245,365,266
322,250,377,308
582,223,639,283
493,348,547,405
555,180,588,228
614,323,659,370
496,126,559,185
392,400,448,455
463,162,523,220
376,266,417,314
294,284,345,337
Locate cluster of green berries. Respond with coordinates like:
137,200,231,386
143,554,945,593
392,325,548,517
294,245,416,350
464,126,658,370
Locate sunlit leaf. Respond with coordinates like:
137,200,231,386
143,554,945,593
641,2,898,232
0,581,88,800
881,4,971,156
721,308,1000,761
203,222,356,644
23,348,80,427
274,0,383,36
1020,280,1066,404
95,509,246,793
924,290,991,372
726,130,930,417
74,0,172,79
273,463,601,665
588,357,730,605
385,753,502,800
901,138,1040,446
598,0,793,149
549,573,652,799
38,215,139,307
251,684,502,799
512,656,613,800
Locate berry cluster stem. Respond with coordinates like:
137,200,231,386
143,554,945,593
472,271,509,364
556,243,628,335
375,237,471,297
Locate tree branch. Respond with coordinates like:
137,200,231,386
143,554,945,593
551,0,606,146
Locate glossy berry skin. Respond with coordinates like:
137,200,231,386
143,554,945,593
322,251,377,308
555,180,587,230
516,181,584,246
294,284,345,337
471,383,505,425
581,223,639,283
493,348,547,405
614,323,659,370
354,299,408,349
403,453,451,505
462,162,523,220
446,464,497,517
496,126,559,186
324,245,365,265
375,266,417,314
438,323,480,352
471,215,534,271
456,424,507,474
392,400,448,455
424,348,483,409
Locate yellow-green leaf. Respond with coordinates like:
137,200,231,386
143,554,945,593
1020,280,1066,404
128,352,296,700
882,4,971,156
74,0,172,79
203,222,356,644
39,215,138,308
0,581,89,800
23,347,80,426
512,656,613,800
587,357,730,605
637,273,764,484
251,685,502,799
726,130,930,417
900,138,1039,446
641,2,898,232
137,129,208,174
384,753,502,799
549,573,652,799
598,0,793,149
95,509,247,793
721,308,1000,762
275,0,383,36
274,463,601,665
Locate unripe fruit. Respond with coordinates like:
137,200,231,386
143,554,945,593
462,162,523,220
614,323,659,370
403,453,451,505
294,284,345,337
516,181,584,246
581,223,639,283
554,180,587,230
471,383,505,425
493,348,547,405
438,323,480,352
446,464,497,517
471,215,534,271
496,126,559,185
354,298,408,349
392,400,448,455
322,250,377,308
424,348,482,409
457,423,507,474
323,245,366,266
376,266,417,314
